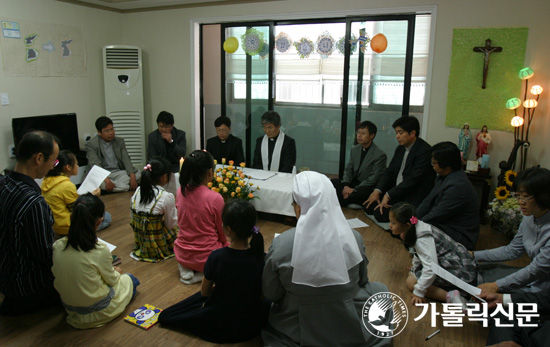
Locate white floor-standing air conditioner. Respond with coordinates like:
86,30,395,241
103,45,145,169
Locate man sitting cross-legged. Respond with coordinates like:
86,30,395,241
332,120,387,207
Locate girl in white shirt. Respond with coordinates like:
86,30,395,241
130,157,178,262
389,202,481,305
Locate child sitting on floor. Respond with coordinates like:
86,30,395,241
159,199,268,343
41,150,110,237
130,157,178,262
175,150,228,284
389,201,482,305
51,193,140,329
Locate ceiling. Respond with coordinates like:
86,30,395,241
57,0,280,13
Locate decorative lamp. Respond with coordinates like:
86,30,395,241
511,116,524,127
504,67,544,172
518,67,534,80
531,85,543,95
506,98,521,110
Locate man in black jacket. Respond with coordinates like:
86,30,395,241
206,116,245,165
363,116,434,223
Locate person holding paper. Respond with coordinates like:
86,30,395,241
388,202,481,305
475,167,550,295
0,131,60,315
86,116,140,192
481,291,550,347
252,111,296,173
52,193,139,329
41,150,111,237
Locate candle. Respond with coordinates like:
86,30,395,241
179,157,184,171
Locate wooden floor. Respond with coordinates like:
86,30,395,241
0,191,529,347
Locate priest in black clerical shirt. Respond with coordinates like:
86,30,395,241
206,116,245,164
252,111,296,173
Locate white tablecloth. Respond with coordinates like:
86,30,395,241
175,167,295,217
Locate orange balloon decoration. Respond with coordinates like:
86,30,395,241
370,34,388,53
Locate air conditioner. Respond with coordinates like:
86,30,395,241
103,45,145,168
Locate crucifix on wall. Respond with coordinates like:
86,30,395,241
473,39,502,89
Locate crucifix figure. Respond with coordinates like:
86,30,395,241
473,39,502,89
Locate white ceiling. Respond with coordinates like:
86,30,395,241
57,0,277,12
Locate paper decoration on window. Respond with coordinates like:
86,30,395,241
259,40,269,60
350,28,370,53
337,34,357,55
275,32,292,53
316,31,335,59
294,37,314,59
241,28,264,56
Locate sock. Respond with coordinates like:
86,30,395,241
178,263,194,281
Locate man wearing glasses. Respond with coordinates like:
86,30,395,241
332,120,387,207
86,116,139,192
0,131,60,315
252,111,296,173
206,116,244,165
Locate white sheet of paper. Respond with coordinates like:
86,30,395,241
347,218,369,228
431,263,486,302
77,165,111,194
98,237,116,252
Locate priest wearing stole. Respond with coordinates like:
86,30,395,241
252,111,296,173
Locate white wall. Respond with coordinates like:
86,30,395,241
2,0,549,178
0,0,123,169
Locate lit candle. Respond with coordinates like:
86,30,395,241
179,157,184,171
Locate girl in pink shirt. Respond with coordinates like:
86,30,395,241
175,150,227,284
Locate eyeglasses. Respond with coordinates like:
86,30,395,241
513,194,535,203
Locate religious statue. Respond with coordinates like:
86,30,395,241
476,125,492,159
458,123,472,160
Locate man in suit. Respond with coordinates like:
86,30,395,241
416,142,480,250
252,111,296,173
481,291,550,347
332,120,387,207
86,116,139,192
147,110,187,173
363,116,434,223
206,116,245,165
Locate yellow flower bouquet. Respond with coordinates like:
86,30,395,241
488,170,521,237
208,158,259,201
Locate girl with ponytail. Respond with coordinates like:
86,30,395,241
389,201,480,306
41,150,111,237
130,156,178,262
159,199,268,343
52,193,139,329
175,150,228,284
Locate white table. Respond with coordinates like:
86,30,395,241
175,167,295,217
244,167,294,217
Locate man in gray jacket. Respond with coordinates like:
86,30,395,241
332,120,387,207
86,116,139,192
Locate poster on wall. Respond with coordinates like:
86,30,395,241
0,17,87,77
446,28,528,132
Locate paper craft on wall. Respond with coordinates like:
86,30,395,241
446,28,528,131
0,17,87,77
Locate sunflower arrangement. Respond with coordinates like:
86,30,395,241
208,159,259,201
488,170,521,237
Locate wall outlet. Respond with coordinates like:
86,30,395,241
8,145,15,158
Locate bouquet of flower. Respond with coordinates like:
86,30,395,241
208,159,259,201
488,170,522,237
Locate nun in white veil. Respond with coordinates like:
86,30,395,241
262,171,390,347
